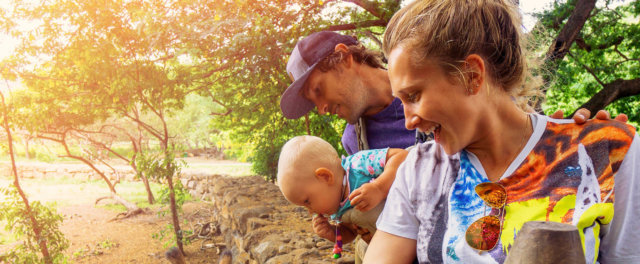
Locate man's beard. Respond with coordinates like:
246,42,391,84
344,106,365,124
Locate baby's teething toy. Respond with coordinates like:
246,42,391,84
332,220,342,259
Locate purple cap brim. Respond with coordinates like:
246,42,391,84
280,62,318,119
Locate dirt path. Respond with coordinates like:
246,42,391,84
60,202,220,264
0,159,250,263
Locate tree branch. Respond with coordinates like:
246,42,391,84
575,36,624,52
568,51,605,87
571,78,640,116
545,0,596,66
362,30,383,50
344,0,383,19
321,19,387,32
206,90,233,116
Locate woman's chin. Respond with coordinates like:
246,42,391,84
438,139,462,155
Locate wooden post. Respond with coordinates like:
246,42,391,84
505,221,585,264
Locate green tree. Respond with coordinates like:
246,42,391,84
535,0,640,127
0,90,68,264
2,0,207,255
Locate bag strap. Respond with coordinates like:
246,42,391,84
355,117,370,151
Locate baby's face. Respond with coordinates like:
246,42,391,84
280,170,344,216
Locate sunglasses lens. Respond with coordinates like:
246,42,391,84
475,182,507,208
465,215,501,251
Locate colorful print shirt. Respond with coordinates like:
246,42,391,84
330,148,388,220
376,114,640,263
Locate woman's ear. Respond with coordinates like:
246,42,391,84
315,167,335,185
464,54,486,95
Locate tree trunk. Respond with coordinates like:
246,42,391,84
141,175,155,204
167,174,184,255
131,157,155,204
24,137,30,159
1,92,52,264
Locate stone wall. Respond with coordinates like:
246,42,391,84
182,174,356,264
1,161,357,263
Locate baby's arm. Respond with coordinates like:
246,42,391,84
349,148,408,212
312,214,357,243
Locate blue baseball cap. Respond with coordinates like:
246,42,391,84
280,31,358,119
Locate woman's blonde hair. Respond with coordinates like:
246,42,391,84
383,0,543,110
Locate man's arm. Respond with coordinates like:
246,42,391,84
550,108,628,124
363,230,417,263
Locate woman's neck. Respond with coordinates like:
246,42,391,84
465,96,533,182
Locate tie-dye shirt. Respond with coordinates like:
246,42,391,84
331,148,388,221
377,114,640,263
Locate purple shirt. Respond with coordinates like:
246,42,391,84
342,98,417,155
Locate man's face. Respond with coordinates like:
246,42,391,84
302,66,367,124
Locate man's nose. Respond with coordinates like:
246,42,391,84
317,103,329,115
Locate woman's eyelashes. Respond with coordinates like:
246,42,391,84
403,91,419,103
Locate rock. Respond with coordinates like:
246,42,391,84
234,252,251,264
316,240,333,250
251,241,278,263
247,218,272,232
195,182,207,195
278,244,293,254
186,180,196,189
233,206,274,233
265,254,294,264
242,230,271,252
337,256,356,264
293,248,321,261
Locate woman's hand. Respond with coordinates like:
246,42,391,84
551,108,628,124
349,182,386,212
312,214,336,241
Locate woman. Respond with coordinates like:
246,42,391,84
364,0,640,263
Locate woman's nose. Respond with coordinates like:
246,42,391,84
405,111,420,130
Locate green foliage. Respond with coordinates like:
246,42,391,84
135,150,185,183
192,0,398,180
0,186,68,264
164,94,226,150
152,222,193,249
157,181,192,213
538,1,640,128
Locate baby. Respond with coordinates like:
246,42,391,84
277,135,408,246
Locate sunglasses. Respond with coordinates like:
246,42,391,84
465,182,507,252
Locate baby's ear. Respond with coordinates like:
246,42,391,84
314,167,335,184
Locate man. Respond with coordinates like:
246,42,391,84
281,31,421,155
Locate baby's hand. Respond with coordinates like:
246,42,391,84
349,182,385,212
312,214,336,241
